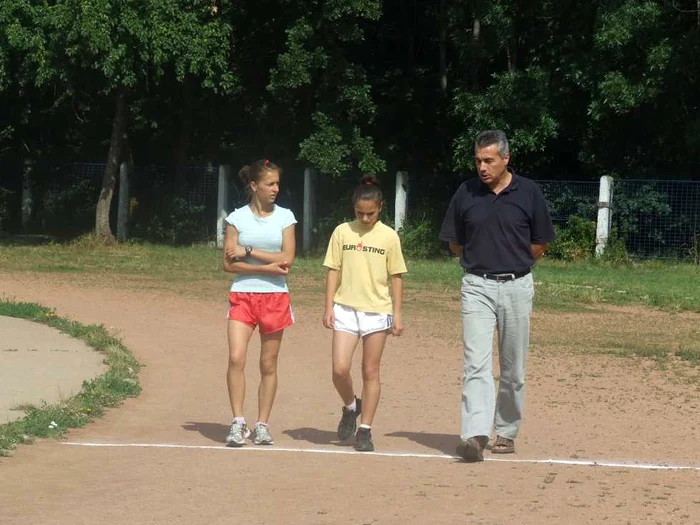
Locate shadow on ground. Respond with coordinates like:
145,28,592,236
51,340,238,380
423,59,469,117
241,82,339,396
385,431,458,455
182,422,229,443
283,427,354,447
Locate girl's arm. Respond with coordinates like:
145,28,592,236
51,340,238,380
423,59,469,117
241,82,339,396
223,224,290,276
226,225,296,267
323,268,340,329
390,274,404,336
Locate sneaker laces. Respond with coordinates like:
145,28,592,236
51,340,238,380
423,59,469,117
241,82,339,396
255,423,272,442
229,421,245,440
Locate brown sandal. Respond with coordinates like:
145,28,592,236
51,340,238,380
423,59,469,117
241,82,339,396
491,435,515,454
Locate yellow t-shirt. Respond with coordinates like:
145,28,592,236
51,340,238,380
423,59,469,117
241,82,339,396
323,221,408,314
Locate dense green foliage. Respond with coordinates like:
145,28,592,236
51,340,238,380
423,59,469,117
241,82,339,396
1,0,699,240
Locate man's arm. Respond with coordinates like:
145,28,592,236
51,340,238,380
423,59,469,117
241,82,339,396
531,243,548,261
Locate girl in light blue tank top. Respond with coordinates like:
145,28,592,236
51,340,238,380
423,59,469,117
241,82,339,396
222,159,297,447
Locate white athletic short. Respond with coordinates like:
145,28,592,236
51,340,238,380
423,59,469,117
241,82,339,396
333,303,393,337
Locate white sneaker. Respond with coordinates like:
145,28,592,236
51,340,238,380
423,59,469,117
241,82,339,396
251,422,274,445
225,420,251,447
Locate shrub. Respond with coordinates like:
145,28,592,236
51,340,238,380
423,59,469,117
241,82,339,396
132,197,209,245
397,215,443,259
548,215,596,261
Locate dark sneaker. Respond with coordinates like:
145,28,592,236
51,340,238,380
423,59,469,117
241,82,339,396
337,397,362,441
456,436,488,462
354,427,374,452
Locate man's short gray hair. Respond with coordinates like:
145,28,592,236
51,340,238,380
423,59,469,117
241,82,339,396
475,130,510,158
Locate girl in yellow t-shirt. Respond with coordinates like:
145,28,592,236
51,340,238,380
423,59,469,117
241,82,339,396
322,175,408,452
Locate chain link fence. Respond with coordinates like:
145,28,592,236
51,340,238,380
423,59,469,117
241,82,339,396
537,179,700,262
612,180,700,261
2,162,699,262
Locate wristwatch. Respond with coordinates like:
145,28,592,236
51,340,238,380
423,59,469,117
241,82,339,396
245,245,253,257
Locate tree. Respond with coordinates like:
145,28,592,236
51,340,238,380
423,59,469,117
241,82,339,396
42,0,236,241
267,0,385,177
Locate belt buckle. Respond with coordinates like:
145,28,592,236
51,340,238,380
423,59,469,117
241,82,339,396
491,273,515,282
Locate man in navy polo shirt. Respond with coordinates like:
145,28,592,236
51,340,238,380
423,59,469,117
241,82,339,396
440,130,555,462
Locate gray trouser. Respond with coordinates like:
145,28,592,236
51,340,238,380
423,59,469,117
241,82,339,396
460,272,534,441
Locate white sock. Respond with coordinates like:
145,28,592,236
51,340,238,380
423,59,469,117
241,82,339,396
345,399,357,412
233,416,246,425
359,424,371,430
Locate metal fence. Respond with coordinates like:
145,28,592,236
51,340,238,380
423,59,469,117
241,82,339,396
611,180,700,261
537,179,700,261
2,162,699,261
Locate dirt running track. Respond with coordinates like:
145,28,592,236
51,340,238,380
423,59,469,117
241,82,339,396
1,271,700,525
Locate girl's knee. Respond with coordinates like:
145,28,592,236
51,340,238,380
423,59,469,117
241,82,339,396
361,362,380,381
259,359,278,376
332,365,351,382
228,352,246,370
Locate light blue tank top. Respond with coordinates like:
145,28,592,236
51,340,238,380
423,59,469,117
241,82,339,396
225,205,297,293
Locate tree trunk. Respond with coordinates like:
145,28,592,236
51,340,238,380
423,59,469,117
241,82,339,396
174,76,194,195
469,16,481,87
439,0,447,91
506,42,516,73
95,87,127,242
21,157,34,232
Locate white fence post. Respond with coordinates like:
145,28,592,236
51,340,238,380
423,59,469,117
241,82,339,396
394,171,409,231
117,161,130,241
217,165,231,248
595,175,614,257
303,168,316,254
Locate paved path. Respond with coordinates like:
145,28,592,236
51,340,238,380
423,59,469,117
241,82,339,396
0,315,106,423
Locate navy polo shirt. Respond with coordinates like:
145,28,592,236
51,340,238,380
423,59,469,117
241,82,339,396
439,172,556,274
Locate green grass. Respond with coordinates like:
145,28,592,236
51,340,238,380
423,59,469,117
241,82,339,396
676,348,700,364
0,300,141,457
533,259,700,312
0,240,223,280
298,255,700,312
0,242,699,312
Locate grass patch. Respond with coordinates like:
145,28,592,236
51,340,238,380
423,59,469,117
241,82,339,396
0,242,699,312
603,343,669,360
534,259,700,312
0,299,141,457
676,349,700,364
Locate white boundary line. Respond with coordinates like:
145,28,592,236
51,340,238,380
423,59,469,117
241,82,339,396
62,442,700,471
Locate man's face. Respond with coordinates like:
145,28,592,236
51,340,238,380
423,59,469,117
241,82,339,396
475,144,510,188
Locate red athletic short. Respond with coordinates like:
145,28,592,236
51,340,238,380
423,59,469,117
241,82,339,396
227,292,294,334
